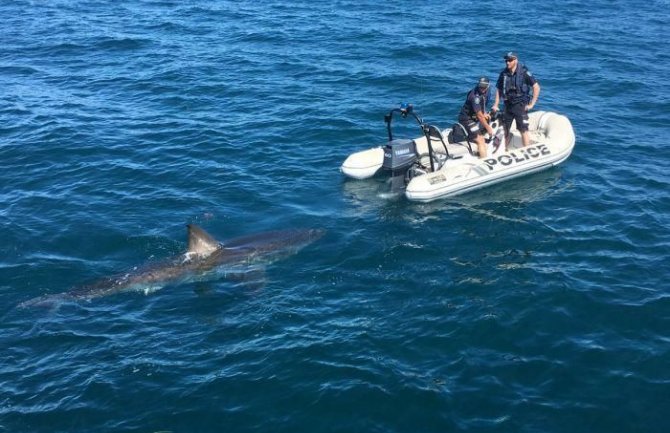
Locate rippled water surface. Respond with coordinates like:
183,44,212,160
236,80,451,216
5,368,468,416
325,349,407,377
2,1,669,432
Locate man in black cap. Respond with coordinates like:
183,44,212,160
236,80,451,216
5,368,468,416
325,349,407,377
458,76,495,158
492,52,540,149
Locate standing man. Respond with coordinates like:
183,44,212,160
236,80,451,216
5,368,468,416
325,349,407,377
458,77,495,159
492,52,540,149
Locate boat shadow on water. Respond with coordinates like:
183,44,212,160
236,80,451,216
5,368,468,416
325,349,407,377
342,166,569,218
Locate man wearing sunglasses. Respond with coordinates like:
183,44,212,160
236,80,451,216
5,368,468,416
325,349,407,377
492,52,540,149
458,76,496,158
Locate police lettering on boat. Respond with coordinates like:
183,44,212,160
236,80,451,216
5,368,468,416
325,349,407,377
484,143,551,171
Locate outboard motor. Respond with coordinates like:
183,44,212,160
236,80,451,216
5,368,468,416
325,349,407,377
381,103,423,192
382,138,417,191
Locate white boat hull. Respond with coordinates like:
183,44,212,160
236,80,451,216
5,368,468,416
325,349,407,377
341,111,575,202
341,147,384,179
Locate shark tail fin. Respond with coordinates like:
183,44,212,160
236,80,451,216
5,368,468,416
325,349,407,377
187,224,220,257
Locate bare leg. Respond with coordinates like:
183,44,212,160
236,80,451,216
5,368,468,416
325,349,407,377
476,135,487,159
521,130,531,147
504,120,512,151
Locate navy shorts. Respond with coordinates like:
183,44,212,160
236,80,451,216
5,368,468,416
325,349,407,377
458,116,483,141
503,102,529,133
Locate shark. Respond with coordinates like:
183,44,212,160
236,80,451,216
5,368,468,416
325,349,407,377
18,224,324,309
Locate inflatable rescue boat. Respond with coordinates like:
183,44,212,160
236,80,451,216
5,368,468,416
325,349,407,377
340,104,575,202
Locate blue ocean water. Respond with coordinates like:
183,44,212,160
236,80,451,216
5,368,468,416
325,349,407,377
1,0,669,432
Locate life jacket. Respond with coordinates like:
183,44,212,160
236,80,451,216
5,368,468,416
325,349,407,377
502,64,530,104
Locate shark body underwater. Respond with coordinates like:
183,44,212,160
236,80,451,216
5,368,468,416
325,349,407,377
18,224,324,308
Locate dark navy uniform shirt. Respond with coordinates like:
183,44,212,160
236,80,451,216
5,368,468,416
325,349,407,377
458,87,488,121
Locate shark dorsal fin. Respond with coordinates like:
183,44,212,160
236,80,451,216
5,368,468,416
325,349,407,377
187,224,220,257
